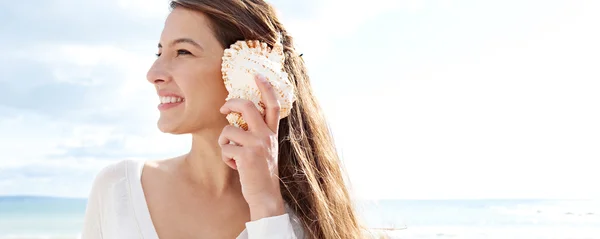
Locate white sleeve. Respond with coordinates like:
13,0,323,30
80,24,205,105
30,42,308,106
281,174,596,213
243,213,304,239
80,161,125,239
80,171,105,239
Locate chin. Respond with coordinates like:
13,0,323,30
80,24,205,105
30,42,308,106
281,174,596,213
155,109,229,135
156,117,216,135
156,117,188,135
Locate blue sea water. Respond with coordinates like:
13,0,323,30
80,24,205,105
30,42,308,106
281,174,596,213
0,196,87,238
0,197,598,238
358,199,600,238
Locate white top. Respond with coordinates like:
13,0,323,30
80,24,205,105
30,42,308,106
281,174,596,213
81,159,304,239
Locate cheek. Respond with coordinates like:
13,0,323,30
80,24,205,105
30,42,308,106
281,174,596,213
178,61,228,108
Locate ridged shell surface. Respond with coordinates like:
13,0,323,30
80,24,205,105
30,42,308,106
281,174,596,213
221,38,296,130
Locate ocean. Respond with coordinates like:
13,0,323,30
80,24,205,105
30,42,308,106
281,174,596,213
0,197,598,239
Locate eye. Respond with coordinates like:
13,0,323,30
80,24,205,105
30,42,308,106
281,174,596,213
176,49,192,56
155,52,161,57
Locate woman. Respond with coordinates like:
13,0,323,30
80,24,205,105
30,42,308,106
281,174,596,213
82,0,369,238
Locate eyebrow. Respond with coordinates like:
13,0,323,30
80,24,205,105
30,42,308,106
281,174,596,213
158,38,204,51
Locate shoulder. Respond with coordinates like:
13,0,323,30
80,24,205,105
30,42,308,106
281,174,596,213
91,160,135,185
88,159,144,196
89,157,180,194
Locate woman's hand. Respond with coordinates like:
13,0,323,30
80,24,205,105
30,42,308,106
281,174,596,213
218,74,286,221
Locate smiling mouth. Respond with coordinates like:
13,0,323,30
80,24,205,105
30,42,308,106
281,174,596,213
158,96,185,111
159,96,185,104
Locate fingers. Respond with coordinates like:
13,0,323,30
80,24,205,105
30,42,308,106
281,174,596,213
220,73,281,133
254,74,281,133
219,125,255,146
220,98,267,132
220,143,243,170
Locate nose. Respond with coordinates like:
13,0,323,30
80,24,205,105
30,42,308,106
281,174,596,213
146,59,172,85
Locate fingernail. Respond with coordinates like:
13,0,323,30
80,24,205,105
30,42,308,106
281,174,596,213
257,74,266,82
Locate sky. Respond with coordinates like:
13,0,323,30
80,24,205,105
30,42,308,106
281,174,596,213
0,0,598,200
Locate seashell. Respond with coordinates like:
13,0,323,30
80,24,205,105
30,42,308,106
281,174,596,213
221,36,296,130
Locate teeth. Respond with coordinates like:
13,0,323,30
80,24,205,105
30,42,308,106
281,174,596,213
160,96,184,104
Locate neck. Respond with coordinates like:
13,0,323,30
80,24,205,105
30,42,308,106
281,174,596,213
182,126,241,198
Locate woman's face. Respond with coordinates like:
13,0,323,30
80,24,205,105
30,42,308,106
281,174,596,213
147,7,229,134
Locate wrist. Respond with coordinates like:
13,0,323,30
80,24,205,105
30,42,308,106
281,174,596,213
248,194,286,221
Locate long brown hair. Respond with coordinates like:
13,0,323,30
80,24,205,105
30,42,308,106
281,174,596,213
170,1,369,238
